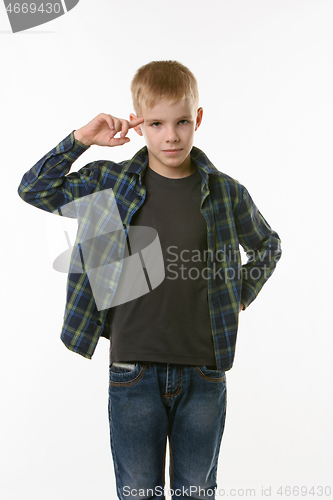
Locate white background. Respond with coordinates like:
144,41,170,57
1,0,332,499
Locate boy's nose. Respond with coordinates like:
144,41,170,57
165,127,179,142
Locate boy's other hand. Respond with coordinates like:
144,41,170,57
74,113,144,147
239,304,244,312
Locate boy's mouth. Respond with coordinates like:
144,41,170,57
162,149,183,155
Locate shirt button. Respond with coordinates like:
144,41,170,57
96,320,102,326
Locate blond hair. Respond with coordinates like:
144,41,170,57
131,60,199,115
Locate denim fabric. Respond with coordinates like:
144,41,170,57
108,362,227,500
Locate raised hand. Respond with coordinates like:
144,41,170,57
74,113,144,147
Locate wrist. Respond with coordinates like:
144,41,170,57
74,129,92,146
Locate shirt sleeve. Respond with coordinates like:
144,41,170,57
17,131,103,217
235,186,282,310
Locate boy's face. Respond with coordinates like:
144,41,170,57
130,98,203,178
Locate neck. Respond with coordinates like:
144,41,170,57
148,152,195,179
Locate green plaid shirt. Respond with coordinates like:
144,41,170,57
18,131,281,371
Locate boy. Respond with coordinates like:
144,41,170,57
18,60,281,500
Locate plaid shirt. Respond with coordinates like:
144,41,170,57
18,131,281,371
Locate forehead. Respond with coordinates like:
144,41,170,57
141,97,197,119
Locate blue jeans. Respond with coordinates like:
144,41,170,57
108,362,227,500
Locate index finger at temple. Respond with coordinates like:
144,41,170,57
129,117,144,129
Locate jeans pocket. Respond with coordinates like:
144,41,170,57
195,365,226,382
109,362,146,386
110,362,137,373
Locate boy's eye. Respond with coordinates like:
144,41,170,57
150,120,188,127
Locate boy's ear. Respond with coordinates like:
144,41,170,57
130,113,143,136
195,107,203,131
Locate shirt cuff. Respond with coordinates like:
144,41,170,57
55,130,91,156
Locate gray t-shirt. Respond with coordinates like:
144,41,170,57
108,164,216,367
